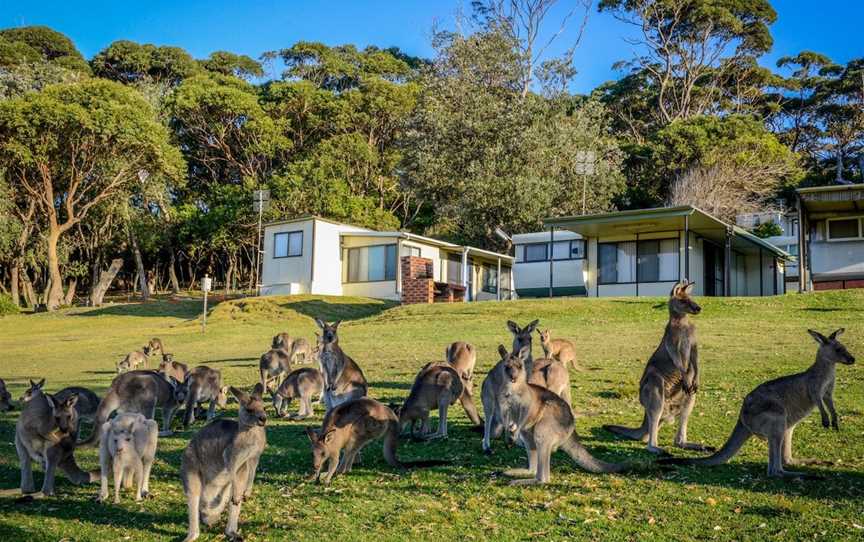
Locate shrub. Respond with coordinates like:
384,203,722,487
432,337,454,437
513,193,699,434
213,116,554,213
0,294,20,316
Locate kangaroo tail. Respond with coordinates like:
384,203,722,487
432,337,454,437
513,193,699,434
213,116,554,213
79,390,117,447
603,414,649,442
561,433,629,473
659,420,752,467
383,419,449,469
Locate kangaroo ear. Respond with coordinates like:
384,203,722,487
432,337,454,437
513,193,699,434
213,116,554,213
314,318,327,330
34,378,45,389
497,344,509,359
830,328,845,340
331,320,341,330
525,319,540,333
506,320,519,335
251,383,265,399
808,329,829,345
322,430,335,443
671,283,682,297
229,386,250,404
305,427,319,442
684,282,696,294
64,394,78,409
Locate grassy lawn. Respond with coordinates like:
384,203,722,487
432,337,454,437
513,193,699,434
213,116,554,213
0,291,863,541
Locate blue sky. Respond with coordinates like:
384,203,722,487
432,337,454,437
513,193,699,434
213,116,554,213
1,0,861,92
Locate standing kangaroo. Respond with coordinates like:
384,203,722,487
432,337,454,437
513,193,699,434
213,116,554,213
183,366,229,428
603,281,712,454
397,364,463,440
314,319,368,412
290,338,313,364
272,332,292,351
259,345,292,393
498,345,628,485
272,367,323,419
181,385,267,542
98,413,158,503
83,370,189,445
481,319,539,454
419,341,483,426
159,355,189,382
661,329,855,477
528,357,572,406
537,329,578,370
0,378,13,411
12,383,96,497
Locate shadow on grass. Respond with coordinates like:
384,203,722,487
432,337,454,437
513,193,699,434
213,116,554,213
71,299,204,319
278,299,398,322
371,381,412,391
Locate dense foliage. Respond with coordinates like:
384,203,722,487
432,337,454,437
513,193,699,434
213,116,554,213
0,1,860,308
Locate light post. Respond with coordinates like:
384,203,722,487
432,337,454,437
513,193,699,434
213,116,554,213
201,274,212,333
252,189,270,296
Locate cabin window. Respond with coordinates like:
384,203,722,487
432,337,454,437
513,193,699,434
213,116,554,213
273,231,303,258
827,217,862,241
346,244,397,282
523,243,548,262
599,238,679,284
481,264,498,294
518,240,585,262
401,245,421,258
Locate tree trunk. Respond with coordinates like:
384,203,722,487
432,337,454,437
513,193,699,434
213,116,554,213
46,228,64,310
168,251,181,295
129,229,150,300
225,254,235,297
91,258,123,307
64,278,77,306
21,269,36,308
10,260,20,307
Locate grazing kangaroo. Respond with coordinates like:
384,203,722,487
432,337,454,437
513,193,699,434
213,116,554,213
181,385,267,542
419,342,483,427
84,370,189,445
314,319,368,412
538,329,577,370
660,329,855,477
272,368,323,419
290,337,313,364
13,384,95,497
481,319,540,454
603,281,712,454
528,357,572,406
158,355,189,382
498,345,628,485
0,378,13,411
183,366,228,428
397,364,463,440
98,413,158,503
117,348,149,374
259,345,292,393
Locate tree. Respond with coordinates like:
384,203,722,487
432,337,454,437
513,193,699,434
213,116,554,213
201,51,264,79
599,0,777,124
91,40,199,84
0,79,184,309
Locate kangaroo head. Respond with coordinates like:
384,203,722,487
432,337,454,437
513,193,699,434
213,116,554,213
162,353,174,363
231,384,267,427
142,345,152,356
306,426,335,470
315,319,341,345
149,338,161,352
169,375,190,404
507,319,539,357
109,420,135,455
498,344,529,384
808,328,855,365
669,281,701,316
21,378,46,403
537,329,551,345
47,393,79,435
272,333,288,350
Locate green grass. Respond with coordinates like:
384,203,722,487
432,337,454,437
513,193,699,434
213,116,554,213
1,291,863,541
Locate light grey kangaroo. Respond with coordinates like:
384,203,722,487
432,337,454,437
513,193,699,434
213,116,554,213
481,319,539,454
397,364,463,440
10,382,96,497
290,337,313,364
272,367,323,419
83,370,189,445
181,384,267,542
259,345,292,393
603,281,713,454
98,412,158,503
183,366,229,428
314,319,368,412
661,329,855,477
498,345,628,485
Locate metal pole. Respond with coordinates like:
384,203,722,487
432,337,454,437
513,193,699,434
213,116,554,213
635,232,639,297
684,215,690,282
496,257,502,301
797,197,806,292
202,274,209,334
724,228,732,297
548,227,555,298
255,197,263,296
759,248,764,296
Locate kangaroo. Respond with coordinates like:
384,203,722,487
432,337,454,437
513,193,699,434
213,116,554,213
419,341,483,426
497,345,628,485
397,364,463,440
272,367,323,419
181,385,267,542
272,332,292,351
660,329,855,477
314,319,368,412
159,355,189,382
98,413,158,503
528,357,572,406
305,397,445,485
259,346,292,393
0,378,13,411
54,386,101,423
183,366,229,428
290,337,313,364
117,348,149,373
538,329,578,370
147,338,165,356
480,319,540,454
603,281,712,454
83,370,189,445
12,383,96,497
19,378,45,404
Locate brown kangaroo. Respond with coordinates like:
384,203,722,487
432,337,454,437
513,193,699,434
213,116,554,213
498,345,628,485
397,364,464,440
537,329,578,370
420,341,482,426
314,319,368,412
528,357,572,406
603,281,713,454
660,329,855,477
272,367,324,419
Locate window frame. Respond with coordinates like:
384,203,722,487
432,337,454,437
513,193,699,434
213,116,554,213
518,239,586,263
481,264,498,294
522,242,549,262
597,237,680,285
344,243,398,283
826,216,864,242
273,230,303,259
